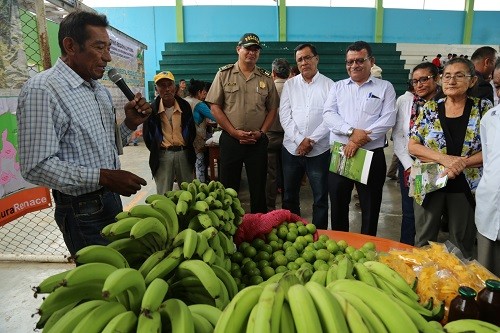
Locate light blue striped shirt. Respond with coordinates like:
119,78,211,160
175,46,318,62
16,58,132,196
323,76,397,150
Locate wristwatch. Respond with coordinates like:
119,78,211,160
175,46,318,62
346,127,354,137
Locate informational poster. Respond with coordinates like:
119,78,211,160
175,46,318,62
0,1,51,226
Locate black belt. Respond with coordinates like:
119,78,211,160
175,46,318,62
161,146,186,151
52,187,109,204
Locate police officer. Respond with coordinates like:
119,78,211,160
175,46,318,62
205,33,280,213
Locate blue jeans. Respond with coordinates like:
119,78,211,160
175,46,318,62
53,189,123,256
398,162,415,245
282,148,329,230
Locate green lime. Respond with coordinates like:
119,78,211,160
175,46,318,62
285,250,299,262
269,240,280,252
327,259,336,266
273,254,288,267
257,259,270,269
302,251,315,263
262,244,273,254
287,262,300,271
362,241,376,252
266,233,279,243
255,251,271,262
315,249,331,262
243,260,257,274
313,241,326,250
277,226,289,240
249,275,264,285
304,245,315,252
300,262,314,271
282,241,293,251
293,241,304,252
231,268,242,279
313,259,327,271
364,250,378,261
326,240,340,254
336,240,348,252
252,238,266,250
287,222,297,229
351,250,365,262
275,266,289,274
297,226,308,236
261,266,275,280
296,221,305,227
295,257,306,266
304,234,314,244
243,246,257,258
241,257,251,265
345,246,356,255
231,251,244,263
271,250,285,260
334,253,345,263
286,231,298,242
319,234,330,242
239,241,251,252
248,267,261,277
231,262,240,272
305,223,317,234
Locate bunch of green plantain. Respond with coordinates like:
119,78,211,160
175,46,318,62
215,269,456,333
33,264,223,332
33,179,244,331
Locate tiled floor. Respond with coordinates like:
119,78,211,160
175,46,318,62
0,141,441,332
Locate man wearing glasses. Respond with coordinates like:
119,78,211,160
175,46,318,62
279,43,334,230
323,40,397,236
205,33,279,213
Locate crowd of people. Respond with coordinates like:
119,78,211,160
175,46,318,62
15,10,500,276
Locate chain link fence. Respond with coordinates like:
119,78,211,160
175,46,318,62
0,1,69,261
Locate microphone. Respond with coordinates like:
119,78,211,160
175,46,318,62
108,68,135,101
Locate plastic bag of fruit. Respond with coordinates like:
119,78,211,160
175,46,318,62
234,209,318,246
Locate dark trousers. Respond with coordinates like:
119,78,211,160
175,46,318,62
52,188,123,256
328,148,386,236
282,148,330,230
398,162,416,245
266,131,284,211
219,130,268,213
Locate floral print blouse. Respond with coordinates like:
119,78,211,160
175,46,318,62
409,96,493,203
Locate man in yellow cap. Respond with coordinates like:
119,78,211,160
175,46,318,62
205,33,280,213
143,71,196,194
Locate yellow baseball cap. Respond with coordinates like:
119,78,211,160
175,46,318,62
154,71,175,83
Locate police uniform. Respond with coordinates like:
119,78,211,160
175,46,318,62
206,62,279,213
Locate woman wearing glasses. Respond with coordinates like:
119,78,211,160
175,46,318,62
392,62,441,245
408,58,493,258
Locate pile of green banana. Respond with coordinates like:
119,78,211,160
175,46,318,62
33,179,243,331
215,269,448,333
443,319,500,333
315,257,445,322
34,264,223,332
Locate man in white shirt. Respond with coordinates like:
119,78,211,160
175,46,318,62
475,62,500,276
279,43,334,230
323,41,397,236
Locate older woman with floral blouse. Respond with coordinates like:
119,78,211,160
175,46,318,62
408,57,493,258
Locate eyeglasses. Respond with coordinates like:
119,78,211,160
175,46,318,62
296,55,316,64
345,57,371,66
410,75,434,86
441,73,472,82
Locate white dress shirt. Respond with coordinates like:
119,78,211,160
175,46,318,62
323,76,397,150
392,91,415,170
475,105,500,241
280,71,334,157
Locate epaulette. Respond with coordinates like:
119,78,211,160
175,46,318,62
257,67,271,77
219,64,234,72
